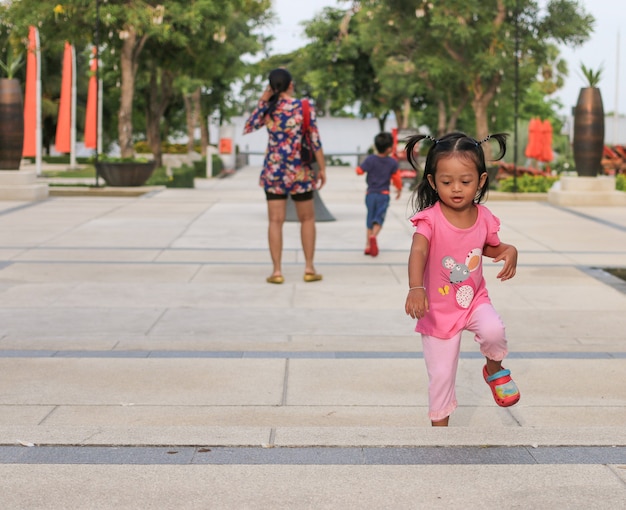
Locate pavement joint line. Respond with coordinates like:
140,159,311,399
2,245,626,255
0,445,625,465
0,350,624,359
583,266,626,295
2,260,625,275
0,201,45,217
545,202,626,233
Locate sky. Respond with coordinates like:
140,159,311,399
269,0,623,117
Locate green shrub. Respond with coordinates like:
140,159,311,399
98,155,151,163
42,167,96,178
145,165,195,188
134,141,201,154
40,155,92,164
145,166,169,186
498,174,558,193
211,154,223,177
169,164,195,188
617,173,626,191
325,156,350,166
192,156,226,177
193,159,206,178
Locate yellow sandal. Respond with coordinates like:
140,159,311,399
303,273,322,282
266,275,285,284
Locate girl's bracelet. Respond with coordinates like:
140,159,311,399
408,286,426,291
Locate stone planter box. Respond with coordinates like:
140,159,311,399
95,161,156,187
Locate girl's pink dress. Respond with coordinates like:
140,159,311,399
410,201,502,339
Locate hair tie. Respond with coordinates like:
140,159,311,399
476,135,491,146
426,135,438,144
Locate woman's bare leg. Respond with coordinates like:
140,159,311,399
294,198,316,274
267,200,287,276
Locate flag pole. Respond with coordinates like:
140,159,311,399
98,75,103,155
23,26,42,175
35,28,42,176
95,0,100,186
70,44,77,168
614,30,620,144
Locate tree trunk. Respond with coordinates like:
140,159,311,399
377,112,388,132
447,90,469,133
401,97,411,129
200,120,209,157
185,88,201,153
471,76,499,161
200,98,211,156
436,99,446,137
184,93,193,152
393,99,411,130
118,26,148,158
145,65,174,169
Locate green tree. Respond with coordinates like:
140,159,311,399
3,0,271,159
293,0,593,152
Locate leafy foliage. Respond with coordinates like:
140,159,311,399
293,0,594,142
579,63,602,88
0,49,23,79
498,174,558,192
2,0,272,158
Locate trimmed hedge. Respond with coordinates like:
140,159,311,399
193,155,224,178
146,165,195,188
25,155,93,164
134,141,202,154
498,174,559,193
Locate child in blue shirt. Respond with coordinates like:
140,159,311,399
356,132,403,256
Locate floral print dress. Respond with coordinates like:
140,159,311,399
243,97,323,195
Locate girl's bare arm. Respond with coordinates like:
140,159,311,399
483,242,518,281
406,233,430,319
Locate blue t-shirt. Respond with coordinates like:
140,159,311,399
359,154,399,194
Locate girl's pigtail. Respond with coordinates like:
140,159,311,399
478,132,508,161
404,134,428,171
404,134,440,213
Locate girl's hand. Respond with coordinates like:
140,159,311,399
405,288,429,319
493,244,518,281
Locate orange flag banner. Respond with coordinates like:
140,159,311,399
524,117,542,161
84,47,98,149
55,41,73,154
539,119,554,163
22,26,38,157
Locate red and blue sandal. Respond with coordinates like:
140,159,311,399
483,365,520,407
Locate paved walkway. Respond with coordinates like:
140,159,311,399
0,165,625,508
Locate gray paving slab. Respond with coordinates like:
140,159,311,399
1,445,625,465
1,464,625,509
0,164,625,506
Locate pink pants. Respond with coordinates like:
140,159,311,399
421,304,508,422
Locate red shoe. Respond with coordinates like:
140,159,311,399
364,247,371,255
483,365,520,407
369,236,379,257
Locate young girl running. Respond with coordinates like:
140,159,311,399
404,132,520,427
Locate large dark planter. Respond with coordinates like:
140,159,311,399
573,87,604,177
95,161,156,187
0,78,24,170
